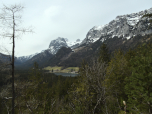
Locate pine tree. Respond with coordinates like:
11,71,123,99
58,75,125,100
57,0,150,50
125,44,152,113
105,49,129,113
98,43,110,64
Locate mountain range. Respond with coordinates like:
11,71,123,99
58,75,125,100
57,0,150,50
15,38,81,63
10,7,152,68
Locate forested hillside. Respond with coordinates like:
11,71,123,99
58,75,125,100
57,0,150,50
0,3,152,114
1,41,152,113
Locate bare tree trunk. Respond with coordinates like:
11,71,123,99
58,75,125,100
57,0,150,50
12,13,15,114
0,4,33,114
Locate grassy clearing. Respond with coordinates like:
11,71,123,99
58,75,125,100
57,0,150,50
65,67,79,72
43,66,62,71
43,66,79,73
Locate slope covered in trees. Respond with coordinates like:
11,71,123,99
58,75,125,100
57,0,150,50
0,4,152,114
1,41,152,113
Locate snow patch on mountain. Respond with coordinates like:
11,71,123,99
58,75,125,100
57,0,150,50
80,7,152,45
47,37,68,55
47,37,82,55
66,39,81,47
16,7,152,63
80,25,104,45
93,25,104,31
16,38,82,63
17,53,38,62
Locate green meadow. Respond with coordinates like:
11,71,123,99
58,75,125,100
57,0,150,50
43,66,79,73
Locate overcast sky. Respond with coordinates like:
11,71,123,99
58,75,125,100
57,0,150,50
0,0,151,57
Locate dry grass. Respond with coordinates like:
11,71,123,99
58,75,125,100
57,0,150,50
43,66,79,73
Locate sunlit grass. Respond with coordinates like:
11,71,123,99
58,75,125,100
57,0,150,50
43,66,62,71
43,66,79,73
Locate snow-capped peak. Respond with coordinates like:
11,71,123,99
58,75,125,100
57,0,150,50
93,25,104,31
66,39,81,47
80,7,152,45
47,37,82,54
17,53,38,62
48,37,68,55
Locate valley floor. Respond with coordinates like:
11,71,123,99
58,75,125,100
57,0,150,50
43,66,79,73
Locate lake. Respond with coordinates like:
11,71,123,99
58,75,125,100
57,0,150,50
54,72,78,77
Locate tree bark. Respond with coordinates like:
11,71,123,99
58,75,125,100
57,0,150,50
12,13,15,114
0,4,32,114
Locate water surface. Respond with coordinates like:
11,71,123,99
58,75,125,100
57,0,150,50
54,72,78,77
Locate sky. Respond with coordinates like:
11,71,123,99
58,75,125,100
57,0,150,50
0,0,152,57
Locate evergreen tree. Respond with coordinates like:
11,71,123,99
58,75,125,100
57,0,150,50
12,62,50,113
98,43,110,64
125,44,152,113
105,49,130,113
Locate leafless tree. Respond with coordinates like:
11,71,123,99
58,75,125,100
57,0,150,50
84,58,110,114
67,58,113,114
0,4,33,114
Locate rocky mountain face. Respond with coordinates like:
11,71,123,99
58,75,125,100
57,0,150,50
15,7,152,68
47,37,82,54
46,8,152,67
47,37,68,55
15,38,81,67
80,7,152,45
48,34,152,67
66,39,82,49
47,47,73,67
16,37,68,64
16,50,53,69
16,53,38,64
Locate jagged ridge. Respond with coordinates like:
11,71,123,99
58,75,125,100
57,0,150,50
80,7,152,45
